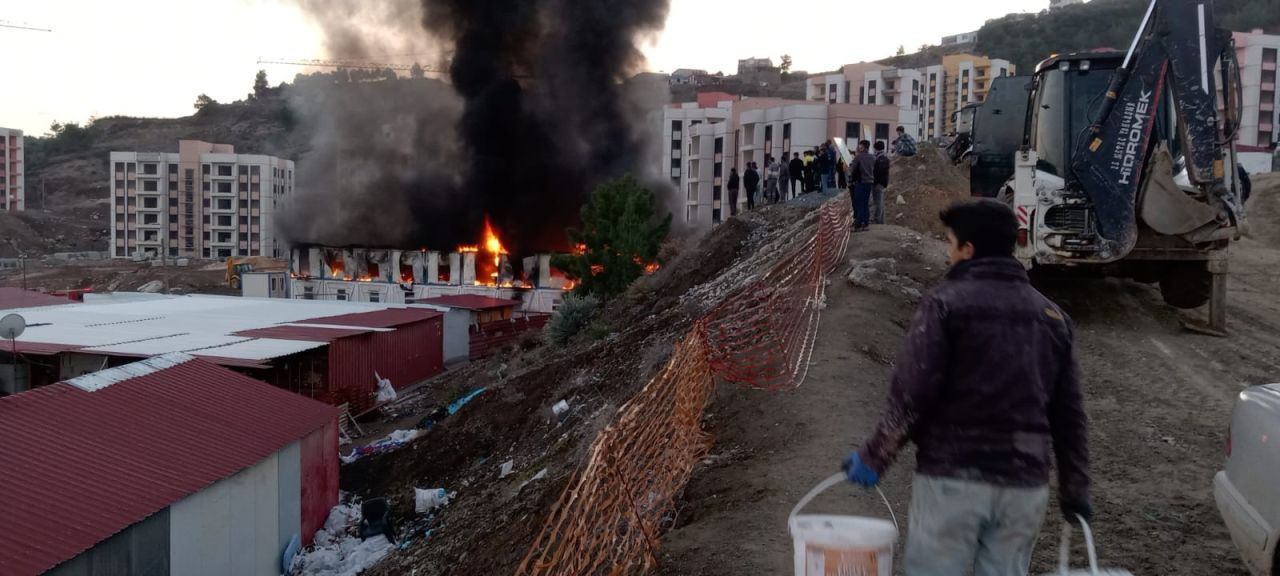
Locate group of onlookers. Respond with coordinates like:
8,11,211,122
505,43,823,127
725,126,917,222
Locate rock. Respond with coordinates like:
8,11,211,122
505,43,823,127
847,258,924,301
137,280,165,293
896,195,907,205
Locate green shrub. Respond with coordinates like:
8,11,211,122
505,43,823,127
545,293,600,346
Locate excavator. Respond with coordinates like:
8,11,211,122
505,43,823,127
998,0,1248,333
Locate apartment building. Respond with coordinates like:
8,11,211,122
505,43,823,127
807,62,888,104
109,140,294,260
661,97,900,231
863,68,925,141
943,53,1016,133
920,64,947,140
0,127,23,212
1234,30,1279,151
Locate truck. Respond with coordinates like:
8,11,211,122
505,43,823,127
994,0,1249,332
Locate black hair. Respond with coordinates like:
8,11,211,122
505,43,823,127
896,125,905,132
939,199,1018,259
859,139,871,150
874,141,885,152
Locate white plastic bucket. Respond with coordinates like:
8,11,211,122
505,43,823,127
789,473,898,576
1040,515,1134,576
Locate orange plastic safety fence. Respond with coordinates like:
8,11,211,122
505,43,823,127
517,333,715,575
702,199,852,390
516,199,851,575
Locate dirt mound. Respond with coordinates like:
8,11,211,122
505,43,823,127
1246,172,1280,248
887,143,971,239
0,211,109,258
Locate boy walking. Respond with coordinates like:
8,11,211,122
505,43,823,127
844,200,1091,576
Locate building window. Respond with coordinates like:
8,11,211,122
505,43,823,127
217,198,232,210
369,291,381,303
168,164,178,175
845,122,862,140
887,95,895,105
859,86,866,104
828,83,838,103
217,248,232,258
713,185,722,201
143,230,158,242
142,180,159,192
142,197,159,209
114,162,125,174
217,215,232,226
217,232,232,243
217,182,232,193
142,214,159,225
217,165,233,177
886,80,895,90
142,163,158,175
671,120,681,133
714,137,724,154
303,286,315,300
713,208,722,223
843,81,851,103
875,123,891,143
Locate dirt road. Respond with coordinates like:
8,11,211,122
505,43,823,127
657,201,1280,574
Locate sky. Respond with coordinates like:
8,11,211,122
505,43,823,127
2,0,1041,136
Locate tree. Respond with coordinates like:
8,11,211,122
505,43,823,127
779,54,793,75
194,94,217,111
253,69,269,98
919,44,930,53
896,45,906,56
552,175,672,299
410,62,425,79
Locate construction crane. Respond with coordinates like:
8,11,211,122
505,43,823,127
0,20,51,32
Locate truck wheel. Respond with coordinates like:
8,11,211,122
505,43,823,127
1159,263,1211,309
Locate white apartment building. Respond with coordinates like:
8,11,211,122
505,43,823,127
863,68,926,141
1234,30,1279,153
941,31,978,46
0,127,23,212
661,98,901,231
921,64,947,140
109,140,294,260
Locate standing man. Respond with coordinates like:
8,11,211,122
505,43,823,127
802,151,816,194
823,141,838,193
727,167,740,216
892,125,918,157
872,141,891,225
844,200,1091,576
744,162,760,211
779,153,792,203
814,145,830,194
789,153,804,200
765,156,781,204
849,140,875,231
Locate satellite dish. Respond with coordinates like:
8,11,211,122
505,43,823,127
0,314,27,340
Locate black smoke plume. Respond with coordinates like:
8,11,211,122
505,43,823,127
284,0,671,253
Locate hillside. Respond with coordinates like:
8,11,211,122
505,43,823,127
976,0,1280,74
880,0,1280,76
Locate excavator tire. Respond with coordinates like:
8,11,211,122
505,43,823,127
1158,262,1211,309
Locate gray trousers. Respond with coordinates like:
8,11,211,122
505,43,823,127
906,475,1049,576
872,185,886,224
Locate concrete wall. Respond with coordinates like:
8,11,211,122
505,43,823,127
47,509,170,576
169,448,294,576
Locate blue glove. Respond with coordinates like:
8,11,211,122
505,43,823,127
843,452,880,487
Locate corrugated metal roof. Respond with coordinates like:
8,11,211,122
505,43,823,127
8,295,427,362
0,287,78,312
10,341,82,355
300,307,443,329
232,325,376,342
0,355,337,575
415,294,522,311
188,338,327,360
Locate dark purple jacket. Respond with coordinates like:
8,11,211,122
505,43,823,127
859,257,1089,506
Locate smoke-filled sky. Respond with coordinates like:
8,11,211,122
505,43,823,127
5,0,1045,135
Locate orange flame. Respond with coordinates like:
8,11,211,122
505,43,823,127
458,245,480,253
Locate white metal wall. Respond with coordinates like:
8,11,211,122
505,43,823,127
169,446,299,576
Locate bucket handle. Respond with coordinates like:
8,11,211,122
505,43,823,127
790,472,899,531
1056,515,1100,576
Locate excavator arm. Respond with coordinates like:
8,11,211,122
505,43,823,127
1068,0,1241,257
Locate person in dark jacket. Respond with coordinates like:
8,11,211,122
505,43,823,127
872,141,891,224
789,153,805,199
802,151,815,193
778,155,791,203
814,144,831,193
849,140,876,231
844,199,1091,576
743,162,760,210
727,168,740,216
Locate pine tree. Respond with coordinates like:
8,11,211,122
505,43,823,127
552,175,672,298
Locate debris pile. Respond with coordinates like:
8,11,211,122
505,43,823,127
887,144,971,239
292,501,394,576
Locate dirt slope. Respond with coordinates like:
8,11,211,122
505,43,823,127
658,212,1280,574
